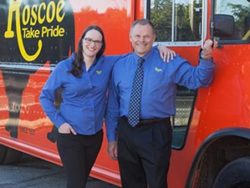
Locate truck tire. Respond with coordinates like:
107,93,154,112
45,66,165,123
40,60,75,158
213,157,250,188
0,144,23,164
0,144,7,163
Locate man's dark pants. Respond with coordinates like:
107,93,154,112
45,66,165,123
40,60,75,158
117,117,172,188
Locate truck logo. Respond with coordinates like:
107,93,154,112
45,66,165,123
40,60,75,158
4,0,66,62
0,0,75,140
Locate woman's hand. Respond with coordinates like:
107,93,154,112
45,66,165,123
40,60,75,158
158,45,176,62
107,141,118,160
58,123,77,135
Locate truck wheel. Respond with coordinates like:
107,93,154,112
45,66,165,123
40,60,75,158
0,144,7,163
0,144,23,164
213,157,250,188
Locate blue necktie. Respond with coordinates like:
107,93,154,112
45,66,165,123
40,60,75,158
128,57,145,126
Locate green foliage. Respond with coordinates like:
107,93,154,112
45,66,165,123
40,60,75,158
228,3,250,27
150,0,202,42
151,0,172,41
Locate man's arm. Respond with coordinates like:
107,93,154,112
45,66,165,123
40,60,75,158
174,39,216,89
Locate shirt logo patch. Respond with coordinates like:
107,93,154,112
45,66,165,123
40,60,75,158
96,70,102,75
154,67,163,72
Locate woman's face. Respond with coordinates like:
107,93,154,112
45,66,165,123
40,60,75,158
82,29,103,58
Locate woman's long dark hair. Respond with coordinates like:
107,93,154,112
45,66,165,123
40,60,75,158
70,25,106,77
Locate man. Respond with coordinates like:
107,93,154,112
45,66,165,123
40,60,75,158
106,19,215,188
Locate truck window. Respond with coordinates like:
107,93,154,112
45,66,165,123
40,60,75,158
149,0,203,42
148,0,204,148
214,0,250,42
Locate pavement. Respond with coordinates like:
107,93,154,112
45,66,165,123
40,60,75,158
0,155,119,188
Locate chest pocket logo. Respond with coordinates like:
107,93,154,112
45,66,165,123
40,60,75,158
96,70,102,75
154,67,163,72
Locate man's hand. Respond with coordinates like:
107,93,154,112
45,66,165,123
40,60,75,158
107,141,118,160
58,123,77,135
158,45,176,62
201,39,218,60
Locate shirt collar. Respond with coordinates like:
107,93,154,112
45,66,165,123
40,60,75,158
83,55,104,72
133,48,153,63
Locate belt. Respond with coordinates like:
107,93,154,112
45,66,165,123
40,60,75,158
121,116,170,126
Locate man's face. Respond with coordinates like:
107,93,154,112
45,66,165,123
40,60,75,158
129,24,156,57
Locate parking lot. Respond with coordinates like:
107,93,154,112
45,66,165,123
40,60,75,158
0,155,119,188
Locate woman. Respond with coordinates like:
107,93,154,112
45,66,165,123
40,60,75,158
40,25,174,188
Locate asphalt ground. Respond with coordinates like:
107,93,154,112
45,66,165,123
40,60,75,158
0,155,119,188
